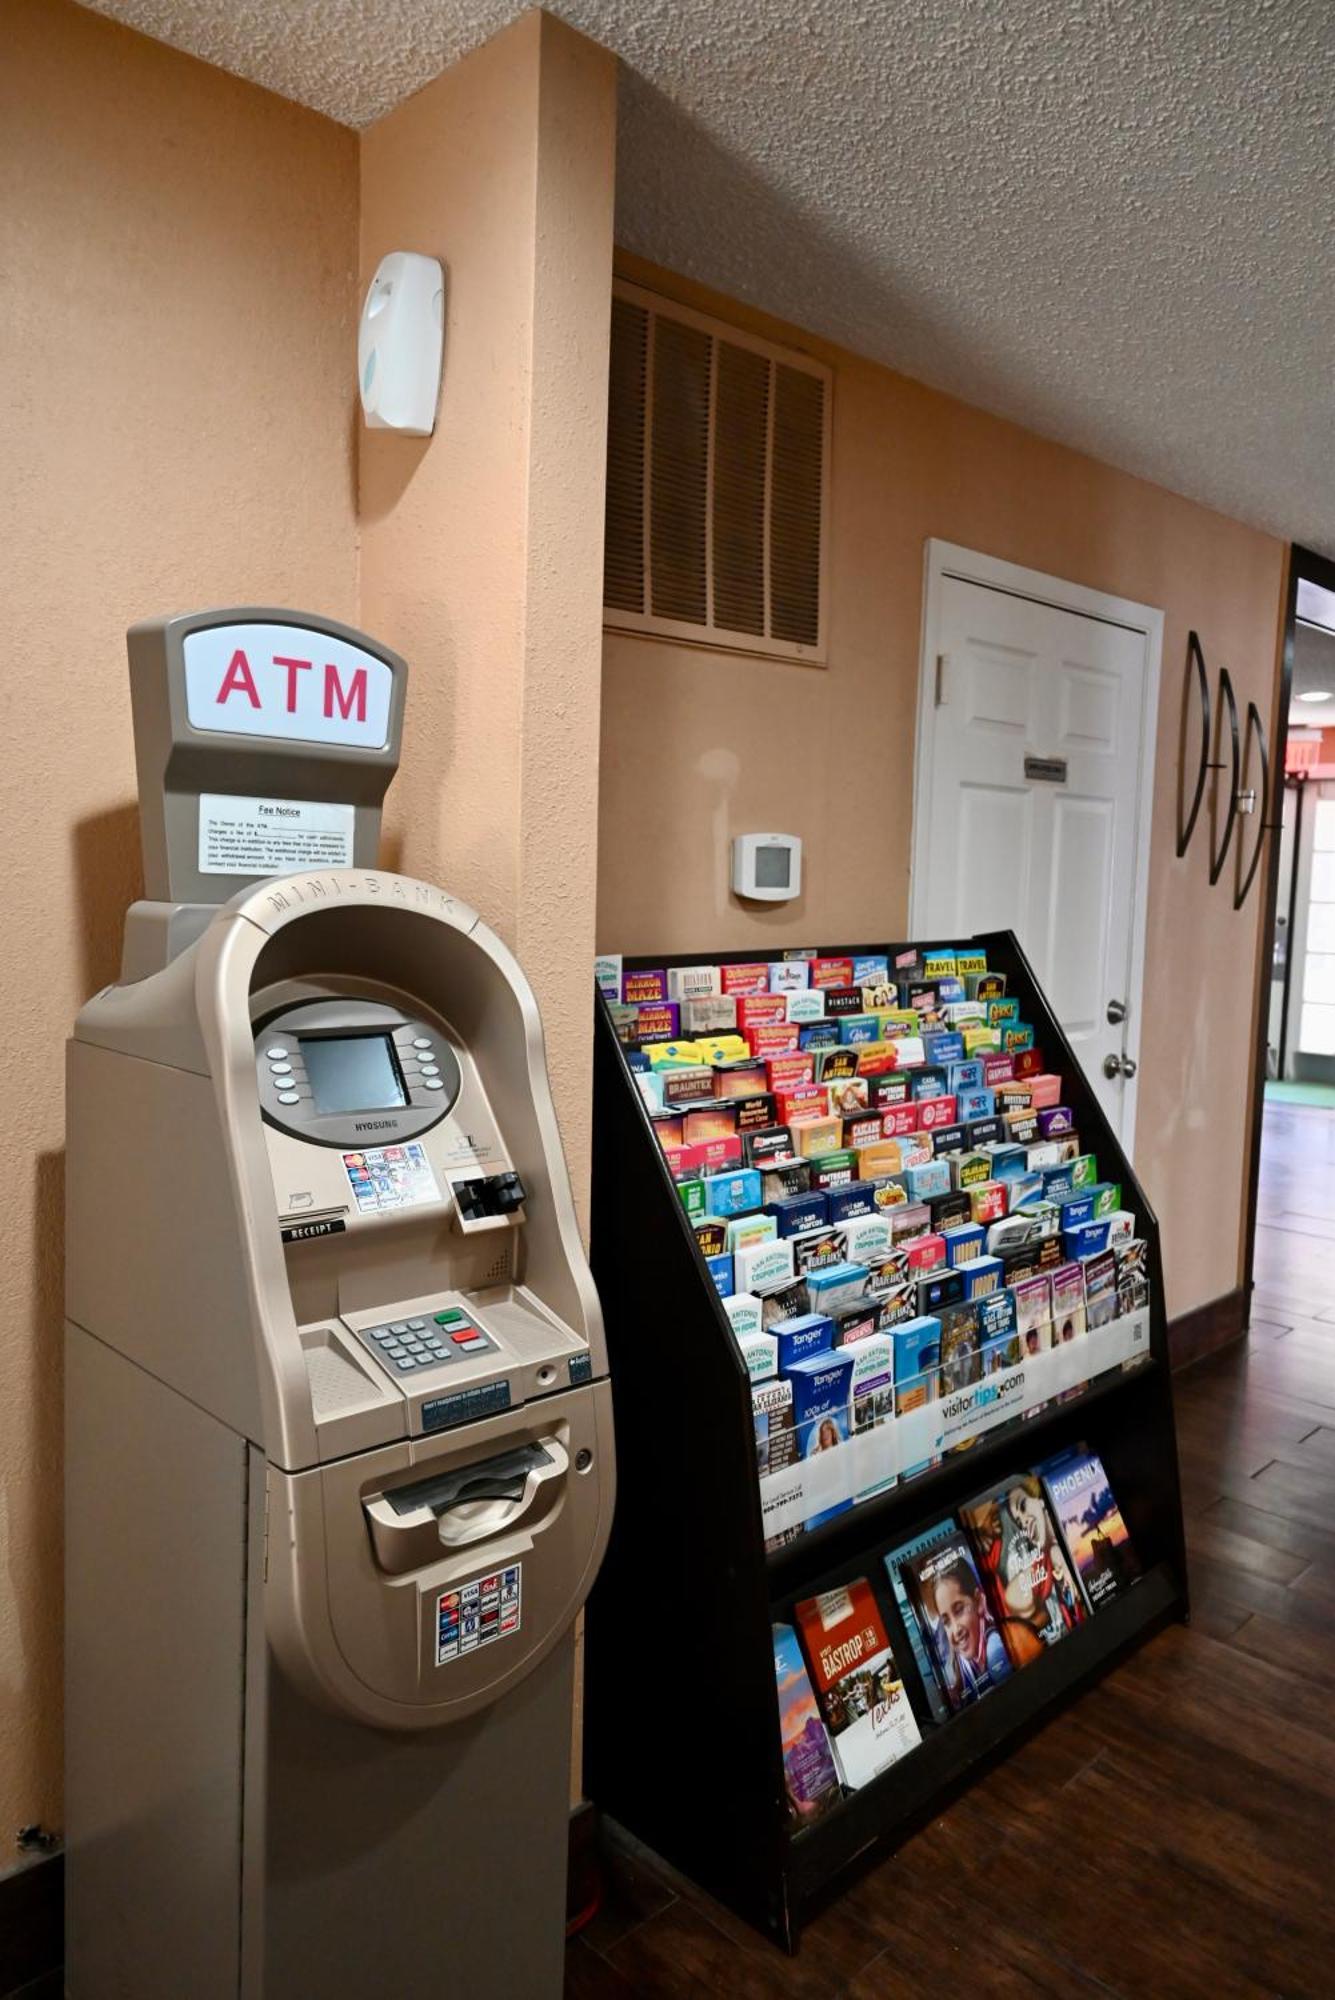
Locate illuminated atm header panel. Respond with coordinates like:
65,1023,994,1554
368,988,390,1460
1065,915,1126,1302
127,606,408,908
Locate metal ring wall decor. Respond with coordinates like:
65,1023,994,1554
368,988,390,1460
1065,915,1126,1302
1233,699,1272,912
1208,666,1241,887
1177,628,1273,908
1177,629,1212,858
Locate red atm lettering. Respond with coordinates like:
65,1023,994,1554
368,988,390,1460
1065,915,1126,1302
324,663,368,723
216,649,261,709
274,655,312,711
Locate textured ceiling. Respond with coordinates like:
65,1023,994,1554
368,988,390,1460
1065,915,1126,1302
84,0,1335,554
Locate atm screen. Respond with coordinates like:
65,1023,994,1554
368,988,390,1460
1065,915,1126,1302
300,1034,408,1115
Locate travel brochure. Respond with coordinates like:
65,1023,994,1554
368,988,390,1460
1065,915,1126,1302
598,943,1153,1543
775,1443,1140,1824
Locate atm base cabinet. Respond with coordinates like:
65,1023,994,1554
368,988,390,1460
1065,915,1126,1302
65,1328,575,2000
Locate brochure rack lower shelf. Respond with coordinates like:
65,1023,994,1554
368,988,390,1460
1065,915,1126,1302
783,1561,1179,1908
583,932,1189,1952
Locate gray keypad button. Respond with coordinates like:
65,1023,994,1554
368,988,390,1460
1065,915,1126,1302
395,1358,415,1372
391,1321,410,1333
375,1332,396,1346
407,1319,426,1330
415,1353,434,1367
277,1091,300,1106
385,1346,406,1361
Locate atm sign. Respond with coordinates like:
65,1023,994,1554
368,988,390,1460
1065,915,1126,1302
182,622,394,750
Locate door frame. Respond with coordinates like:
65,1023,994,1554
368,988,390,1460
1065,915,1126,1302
910,540,1164,1155
1240,544,1306,1303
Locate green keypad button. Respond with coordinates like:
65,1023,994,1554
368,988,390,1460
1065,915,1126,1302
434,1309,465,1326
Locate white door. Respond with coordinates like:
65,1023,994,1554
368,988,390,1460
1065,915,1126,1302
912,545,1161,1148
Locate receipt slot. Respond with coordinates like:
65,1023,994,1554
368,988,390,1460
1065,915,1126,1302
64,610,614,1999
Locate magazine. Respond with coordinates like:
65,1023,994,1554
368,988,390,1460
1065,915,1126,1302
773,1622,841,1824
898,1531,1013,1711
1038,1444,1141,1610
960,1472,1087,1667
883,1518,958,1725
794,1579,922,1787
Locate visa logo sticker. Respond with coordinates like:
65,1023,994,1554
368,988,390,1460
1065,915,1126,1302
183,622,394,749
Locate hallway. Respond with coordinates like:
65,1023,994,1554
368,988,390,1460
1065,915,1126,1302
567,1101,1335,1998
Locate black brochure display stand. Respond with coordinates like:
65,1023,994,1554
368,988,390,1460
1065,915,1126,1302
582,931,1187,1952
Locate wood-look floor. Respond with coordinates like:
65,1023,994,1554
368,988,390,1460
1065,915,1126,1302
567,1100,1335,1998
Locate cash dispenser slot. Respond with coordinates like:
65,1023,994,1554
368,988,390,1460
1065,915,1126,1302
364,1438,567,1569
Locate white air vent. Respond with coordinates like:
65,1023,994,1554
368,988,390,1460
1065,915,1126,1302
604,282,831,663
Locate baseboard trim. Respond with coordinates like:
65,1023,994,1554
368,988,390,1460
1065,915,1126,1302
0,1849,62,1996
1168,1285,1248,1372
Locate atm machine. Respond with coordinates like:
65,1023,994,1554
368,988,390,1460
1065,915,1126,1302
64,609,614,1998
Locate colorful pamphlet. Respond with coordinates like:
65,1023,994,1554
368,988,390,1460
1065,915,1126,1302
773,1622,841,1824
794,1580,922,1787
1039,1444,1141,1610
897,1530,1013,1711
960,1472,1086,1668
881,1520,957,1724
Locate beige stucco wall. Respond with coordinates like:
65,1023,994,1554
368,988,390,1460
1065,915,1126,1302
358,15,615,1799
360,10,615,1220
1,0,613,1839
598,255,1287,1326
0,0,360,1832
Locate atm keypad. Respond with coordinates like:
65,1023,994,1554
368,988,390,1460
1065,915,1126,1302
357,1311,498,1378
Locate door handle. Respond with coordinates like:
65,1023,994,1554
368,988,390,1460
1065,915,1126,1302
1103,1053,1138,1080
1106,999,1127,1025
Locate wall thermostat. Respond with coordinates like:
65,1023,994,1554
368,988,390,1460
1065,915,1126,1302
358,251,445,437
731,832,802,902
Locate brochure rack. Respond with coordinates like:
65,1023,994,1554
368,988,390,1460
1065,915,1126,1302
582,931,1188,1950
